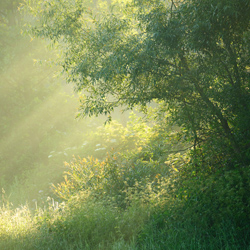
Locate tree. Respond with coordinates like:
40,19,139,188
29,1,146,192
24,0,250,166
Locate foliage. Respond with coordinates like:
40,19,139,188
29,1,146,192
1,110,250,249
1,0,250,249
0,119,172,249
23,0,250,166
52,111,173,208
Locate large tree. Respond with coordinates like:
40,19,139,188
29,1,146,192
24,0,250,166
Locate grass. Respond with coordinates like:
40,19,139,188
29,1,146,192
1,177,250,250
0,192,149,250
1,117,250,249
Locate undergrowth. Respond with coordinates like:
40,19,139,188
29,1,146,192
1,111,250,249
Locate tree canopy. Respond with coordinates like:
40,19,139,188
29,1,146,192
24,0,250,166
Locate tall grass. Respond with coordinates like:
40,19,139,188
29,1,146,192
1,159,249,250
1,115,250,249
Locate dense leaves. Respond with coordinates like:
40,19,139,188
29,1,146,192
24,0,250,166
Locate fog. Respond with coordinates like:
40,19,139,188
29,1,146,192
0,40,129,207
0,14,127,207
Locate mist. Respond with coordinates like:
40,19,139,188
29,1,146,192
0,3,129,207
